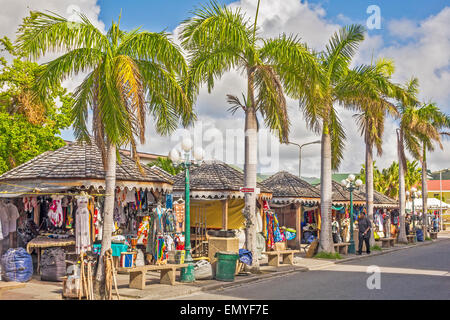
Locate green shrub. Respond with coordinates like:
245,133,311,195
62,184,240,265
314,252,342,260
371,245,382,251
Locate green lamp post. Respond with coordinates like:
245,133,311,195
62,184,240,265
341,174,363,254
406,187,421,242
169,137,204,283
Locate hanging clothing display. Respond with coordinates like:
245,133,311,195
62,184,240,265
75,196,91,254
0,201,8,239
166,194,173,210
48,195,64,228
174,201,185,233
264,201,284,250
6,202,20,234
137,216,150,246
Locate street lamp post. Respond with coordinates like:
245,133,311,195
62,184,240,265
288,140,321,178
341,174,363,254
169,137,204,283
406,187,421,242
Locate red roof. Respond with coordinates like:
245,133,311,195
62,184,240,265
427,180,450,191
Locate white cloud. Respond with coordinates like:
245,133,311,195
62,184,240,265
4,0,448,177
141,2,450,177
0,0,105,43
387,19,419,39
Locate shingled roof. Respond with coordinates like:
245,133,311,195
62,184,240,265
0,141,173,192
359,185,398,208
316,180,366,204
263,171,320,204
173,161,272,199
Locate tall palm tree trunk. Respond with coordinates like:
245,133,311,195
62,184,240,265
421,146,428,238
319,126,334,253
365,143,375,246
243,68,259,270
397,131,408,244
95,141,117,297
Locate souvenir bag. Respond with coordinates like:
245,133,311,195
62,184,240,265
374,230,380,240
284,228,296,241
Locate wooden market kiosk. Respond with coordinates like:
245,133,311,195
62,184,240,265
172,160,272,259
263,171,321,250
0,141,174,277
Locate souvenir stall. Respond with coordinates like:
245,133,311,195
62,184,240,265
263,171,321,249
360,186,398,239
316,181,366,245
172,161,272,259
0,141,174,282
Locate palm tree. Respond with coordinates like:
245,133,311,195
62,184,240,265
353,59,405,245
16,11,193,296
414,103,450,237
395,78,439,243
179,0,319,268
149,156,183,175
293,24,404,253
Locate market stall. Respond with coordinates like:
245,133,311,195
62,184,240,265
316,181,366,244
263,171,321,249
0,141,175,281
359,185,398,239
172,161,272,258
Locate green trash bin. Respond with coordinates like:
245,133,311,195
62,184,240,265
215,251,239,282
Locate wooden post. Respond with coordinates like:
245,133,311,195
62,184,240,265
296,203,302,249
222,198,229,230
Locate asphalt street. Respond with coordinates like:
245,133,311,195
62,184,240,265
181,240,450,300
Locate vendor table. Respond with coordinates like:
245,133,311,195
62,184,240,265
92,243,129,257
26,236,76,274
93,243,129,268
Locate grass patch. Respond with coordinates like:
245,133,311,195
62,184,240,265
425,237,432,241
314,252,342,260
370,245,382,251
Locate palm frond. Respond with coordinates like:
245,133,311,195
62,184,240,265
254,64,289,143
329,108,346,170
323,24,365,81
16,10,107,60
179,0,253,52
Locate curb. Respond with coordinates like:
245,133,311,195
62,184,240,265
138,236,449,299
334,236,450,264
200,266,308,292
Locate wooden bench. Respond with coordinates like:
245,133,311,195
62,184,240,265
0,281,26,298
430,232,438,240
262,250,300,267
117,264,187,290
406,235,416,244
378,237,395,248
333,242,350,255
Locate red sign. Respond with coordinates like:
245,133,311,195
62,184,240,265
240,187,261,194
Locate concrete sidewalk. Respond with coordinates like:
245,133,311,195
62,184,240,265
1,231,449,300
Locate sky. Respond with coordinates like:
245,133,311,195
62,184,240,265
1,0,449,178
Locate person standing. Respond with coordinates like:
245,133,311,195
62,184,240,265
357,212,371,255
432,215,439,232
332,216,341,243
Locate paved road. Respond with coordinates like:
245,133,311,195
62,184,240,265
181,240,450,300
